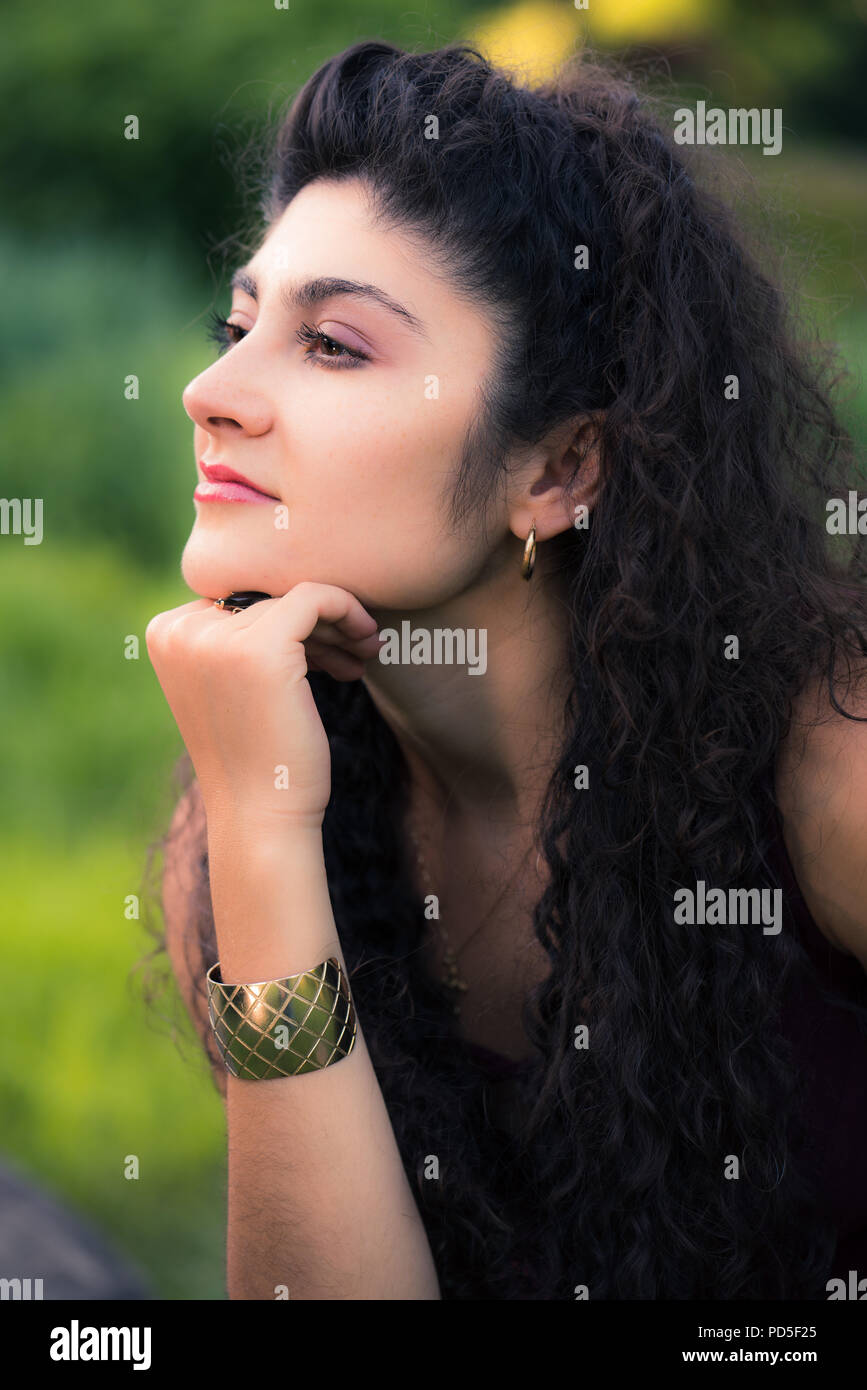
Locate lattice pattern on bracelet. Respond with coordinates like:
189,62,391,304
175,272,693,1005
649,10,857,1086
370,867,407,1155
206,957,357,1079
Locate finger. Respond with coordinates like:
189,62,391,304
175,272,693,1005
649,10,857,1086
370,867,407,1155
155,587,379,655
247,583,378,645
306,645,366,681
305,625,383,657
151,594,278,641
148,594,382,680
305,634,376,669
145,598,218,645
209,606,381,664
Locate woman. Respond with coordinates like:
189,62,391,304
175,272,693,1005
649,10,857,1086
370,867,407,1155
143,40,867,1300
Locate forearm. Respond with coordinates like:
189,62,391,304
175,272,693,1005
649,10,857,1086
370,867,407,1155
206,821,441,1301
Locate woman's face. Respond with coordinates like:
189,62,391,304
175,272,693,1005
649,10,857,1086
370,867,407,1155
181,176,507,611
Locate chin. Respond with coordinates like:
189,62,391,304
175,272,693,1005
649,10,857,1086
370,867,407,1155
180,534,275,600
180,529,397,608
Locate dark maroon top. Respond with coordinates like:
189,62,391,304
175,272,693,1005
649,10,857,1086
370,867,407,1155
460,801,867,1292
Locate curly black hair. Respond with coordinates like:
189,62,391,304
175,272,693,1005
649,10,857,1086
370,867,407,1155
139,40,867,1299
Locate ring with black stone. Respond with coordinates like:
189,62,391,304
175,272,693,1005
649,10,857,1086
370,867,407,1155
213,591,272,613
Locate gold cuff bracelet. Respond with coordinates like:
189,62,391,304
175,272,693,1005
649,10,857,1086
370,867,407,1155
206,956,357,1080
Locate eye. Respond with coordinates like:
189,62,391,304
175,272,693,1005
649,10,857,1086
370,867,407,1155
204,310,369,370
295,321,369,369
205,310,246,354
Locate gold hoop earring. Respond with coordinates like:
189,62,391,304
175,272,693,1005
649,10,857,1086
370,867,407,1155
521,519,537,580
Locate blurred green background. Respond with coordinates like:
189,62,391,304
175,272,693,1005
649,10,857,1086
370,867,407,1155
1,0,864,1299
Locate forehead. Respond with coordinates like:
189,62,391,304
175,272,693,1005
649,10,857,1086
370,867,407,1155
243,178,495,353
257,177,419,272
244,180,421,304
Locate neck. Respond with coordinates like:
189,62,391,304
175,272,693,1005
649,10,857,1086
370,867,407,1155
362,544,573,834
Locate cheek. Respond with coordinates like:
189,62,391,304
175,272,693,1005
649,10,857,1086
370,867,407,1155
296,381,468,511
283,394,479,600
180,386,490,605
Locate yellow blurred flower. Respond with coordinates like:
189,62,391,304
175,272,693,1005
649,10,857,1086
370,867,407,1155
469,1,580,84
587,0,721,43
469,0,722,85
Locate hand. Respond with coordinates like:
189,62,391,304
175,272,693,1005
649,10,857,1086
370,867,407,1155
145,582,382,833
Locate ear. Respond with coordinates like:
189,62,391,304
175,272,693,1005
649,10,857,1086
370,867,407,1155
507,412,603,544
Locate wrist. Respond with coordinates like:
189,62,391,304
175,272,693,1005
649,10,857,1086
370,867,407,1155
204,820,340,984
201,785,324,839
205,811,325,867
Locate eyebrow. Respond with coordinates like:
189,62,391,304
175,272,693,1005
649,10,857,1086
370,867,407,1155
229,268,430,341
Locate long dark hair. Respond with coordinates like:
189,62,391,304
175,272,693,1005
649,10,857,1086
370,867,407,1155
140,40,867,1298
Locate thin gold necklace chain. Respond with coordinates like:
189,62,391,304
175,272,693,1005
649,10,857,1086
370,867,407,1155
407,820,468,1013
407,807,539,1017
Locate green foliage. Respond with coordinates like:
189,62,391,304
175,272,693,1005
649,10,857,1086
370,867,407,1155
2,1,864,253
0,0,471,249
1,834,226,1298
0,230,212,568
0,541,192,842
0,546,224,1297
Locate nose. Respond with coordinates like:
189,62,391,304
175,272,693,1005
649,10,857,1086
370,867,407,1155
182,360,271,437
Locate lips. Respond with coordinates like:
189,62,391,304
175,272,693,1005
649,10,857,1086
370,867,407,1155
199,461,279,499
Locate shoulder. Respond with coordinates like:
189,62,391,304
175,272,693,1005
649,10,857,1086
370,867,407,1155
775,656,867,973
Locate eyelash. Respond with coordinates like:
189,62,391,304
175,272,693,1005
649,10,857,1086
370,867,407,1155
205,310,369,369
